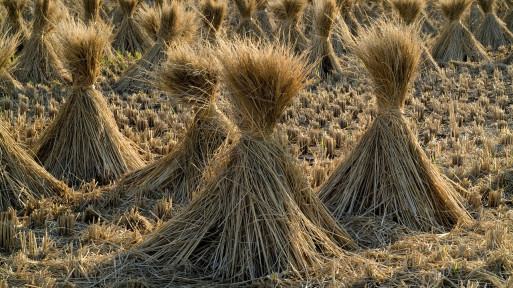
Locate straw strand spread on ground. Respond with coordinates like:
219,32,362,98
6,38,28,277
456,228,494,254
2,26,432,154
310,0,343,78
319,22,472,232
271,0,309,54
431,0,490,64
33,22,144,187
113,45,231,207
112,0,152,55
108,40,355,285
13,0,70,84
113,2,197,94
475,0,513,51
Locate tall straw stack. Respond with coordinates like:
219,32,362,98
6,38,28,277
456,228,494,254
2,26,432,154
200,0,226,43
0,33,23,97
116,45,231,205
468,1,483,33
0,123,70,212
83,0,103,25
112,0,152,55
33,22,144,187
113,2,197,94
14,0,70,84
270,0,309,54
116,40,355,284
431,0,490,64
234,0,265,40
1,0,29,50
310,0,343,78
319,22,472,232
475,0,513,51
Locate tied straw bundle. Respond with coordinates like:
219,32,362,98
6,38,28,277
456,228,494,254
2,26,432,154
270,0,309,54
112,0,152,55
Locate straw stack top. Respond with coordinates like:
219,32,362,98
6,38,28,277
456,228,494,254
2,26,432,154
201,0,226,32
33,0,63,34
84,0,102,24
391,0,425,25
352,23,421,112
439,0,471,22
158,2,197,45
61,22,111,86
1,0,27,19
477,0,495,14
314,0,337,38
158,45,219,107
234,0,258,19
217,40,309,136
271,0,307,23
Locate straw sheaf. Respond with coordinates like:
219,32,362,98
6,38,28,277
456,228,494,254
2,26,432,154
157,45,218,107
83,0,103,24
439,0,471,22
118,0,140,17
217,40,310,134
314,0,337,38
336,0,354,15
477,0,494,14
0,33,17,72
60,22,111,86
1,0,27,18
234,0,257,19
351,22,421,110
201,0,226,33
271,0,306,22
138,3,160,40
391,0,425,24
158,2,197,45
33,0,64,34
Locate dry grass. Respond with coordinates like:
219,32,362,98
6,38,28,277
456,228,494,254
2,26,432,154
113,1,197,94
431,0,490,63
474,0,513,51
112,0,153,55
271,0,309,53
114,44,231,206
319,22,471,232
33,22,144,186
13,0,71,84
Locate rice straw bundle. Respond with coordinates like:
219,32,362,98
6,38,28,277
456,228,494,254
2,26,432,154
112,0,152,55
33,22,144,187
118,40,355,283
200,0,226,43
138,3,160,41
270,0,309,53
319,22,471,232
83,0,103,25
0,33,23,97
310,0,343,78
14,0,70,84
116,45,230,205
233,0,265,40
431,0,490,64
0,123,69,212
336,0,360,35
113,2,197,94
468,1,483,32
255,0,274,39
1,0,29,49
475,0,513,51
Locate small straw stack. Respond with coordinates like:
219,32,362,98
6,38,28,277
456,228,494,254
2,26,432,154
0,33,23,97
200,0,227,43
83,0,103,25
14,0,70,84
112,0,152,55
319,22,472,232
475,0,513,51
113,2,197,94
138,3,161,41
0,123,70,212
431,0,490,64
1,0,29,50
33,22,144,187
270,0,309,54
310,0,343,78
115,40,355,283
116,45,231,205
234,0,265,40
